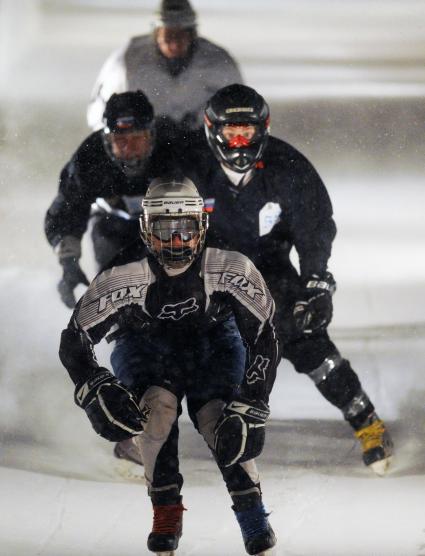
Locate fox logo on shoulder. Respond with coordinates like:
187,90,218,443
214,271,264,300
98,285,146,312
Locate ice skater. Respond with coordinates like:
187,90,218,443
59,177,280,555
182,83,393,475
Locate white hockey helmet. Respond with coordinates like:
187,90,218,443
140,176,208,268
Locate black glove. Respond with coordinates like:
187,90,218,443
58,257,89,309
74,368,148,441
293,272,336,334
214,397,270,467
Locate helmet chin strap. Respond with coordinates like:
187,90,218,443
163,260,194,276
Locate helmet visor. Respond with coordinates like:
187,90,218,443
151,216,200,242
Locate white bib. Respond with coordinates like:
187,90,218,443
259,202,282,236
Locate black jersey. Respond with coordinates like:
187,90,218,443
59,247,279,402
44,130,176,248
183,135,337,281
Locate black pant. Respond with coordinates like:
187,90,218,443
265,263,374,429
111,320,260,506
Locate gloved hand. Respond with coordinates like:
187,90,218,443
293,272,336,334
214,397,270,467
75,368,148,441
58,257,89,308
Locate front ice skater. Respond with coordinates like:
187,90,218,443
59,178,279,555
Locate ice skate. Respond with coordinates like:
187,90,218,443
113,437,144,480
355,416,393,476
234,502,277,556
147,499,185,555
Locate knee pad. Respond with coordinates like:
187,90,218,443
307,351,343,384
308,353,362,409
196,399,226,449
140,386,178,442
283,333,338,373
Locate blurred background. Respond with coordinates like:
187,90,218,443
0,0,424,437
0,1,425,554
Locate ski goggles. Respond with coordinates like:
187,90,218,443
220,124,259,148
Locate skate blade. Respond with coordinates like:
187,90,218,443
255,550,274,556
369,455,393,477
155,552,175,556
114,459,145,482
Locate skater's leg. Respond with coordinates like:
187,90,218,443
283,331,393,473
184,318,276,554
111,332,186,553
139,385,185,554
195,400,276,555
110,331,182,467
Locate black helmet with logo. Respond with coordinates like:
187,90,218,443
204,84,270,173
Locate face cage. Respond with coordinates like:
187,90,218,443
102,128,155,178
140,213,208,268
206,123,268,173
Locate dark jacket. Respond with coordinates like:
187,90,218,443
183,135,337,283
59,248,280,403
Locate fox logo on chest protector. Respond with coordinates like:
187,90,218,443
157,297,199,321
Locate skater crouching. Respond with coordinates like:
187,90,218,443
59,177,280,555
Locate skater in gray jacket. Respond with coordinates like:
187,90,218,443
87,0,243,134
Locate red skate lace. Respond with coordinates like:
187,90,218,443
152,503,186,534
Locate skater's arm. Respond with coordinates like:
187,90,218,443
59,272,148,441
287,153,337,280
218,254,280,402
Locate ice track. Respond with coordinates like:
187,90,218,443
1,2,425,554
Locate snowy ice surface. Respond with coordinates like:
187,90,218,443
1,3,425,555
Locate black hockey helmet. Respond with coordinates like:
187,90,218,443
204,84,270,173
157,0,197,29
102,91,155,177
103,91,154,132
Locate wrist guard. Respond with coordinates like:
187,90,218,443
214,397,270,467
294,272,336,334
75,368,147,442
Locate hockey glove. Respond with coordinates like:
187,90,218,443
293,272,336,334
214,398,270,467
58,257,90,309
74,368,147,441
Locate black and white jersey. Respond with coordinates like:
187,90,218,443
183,135,337,281
60,248,279,402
